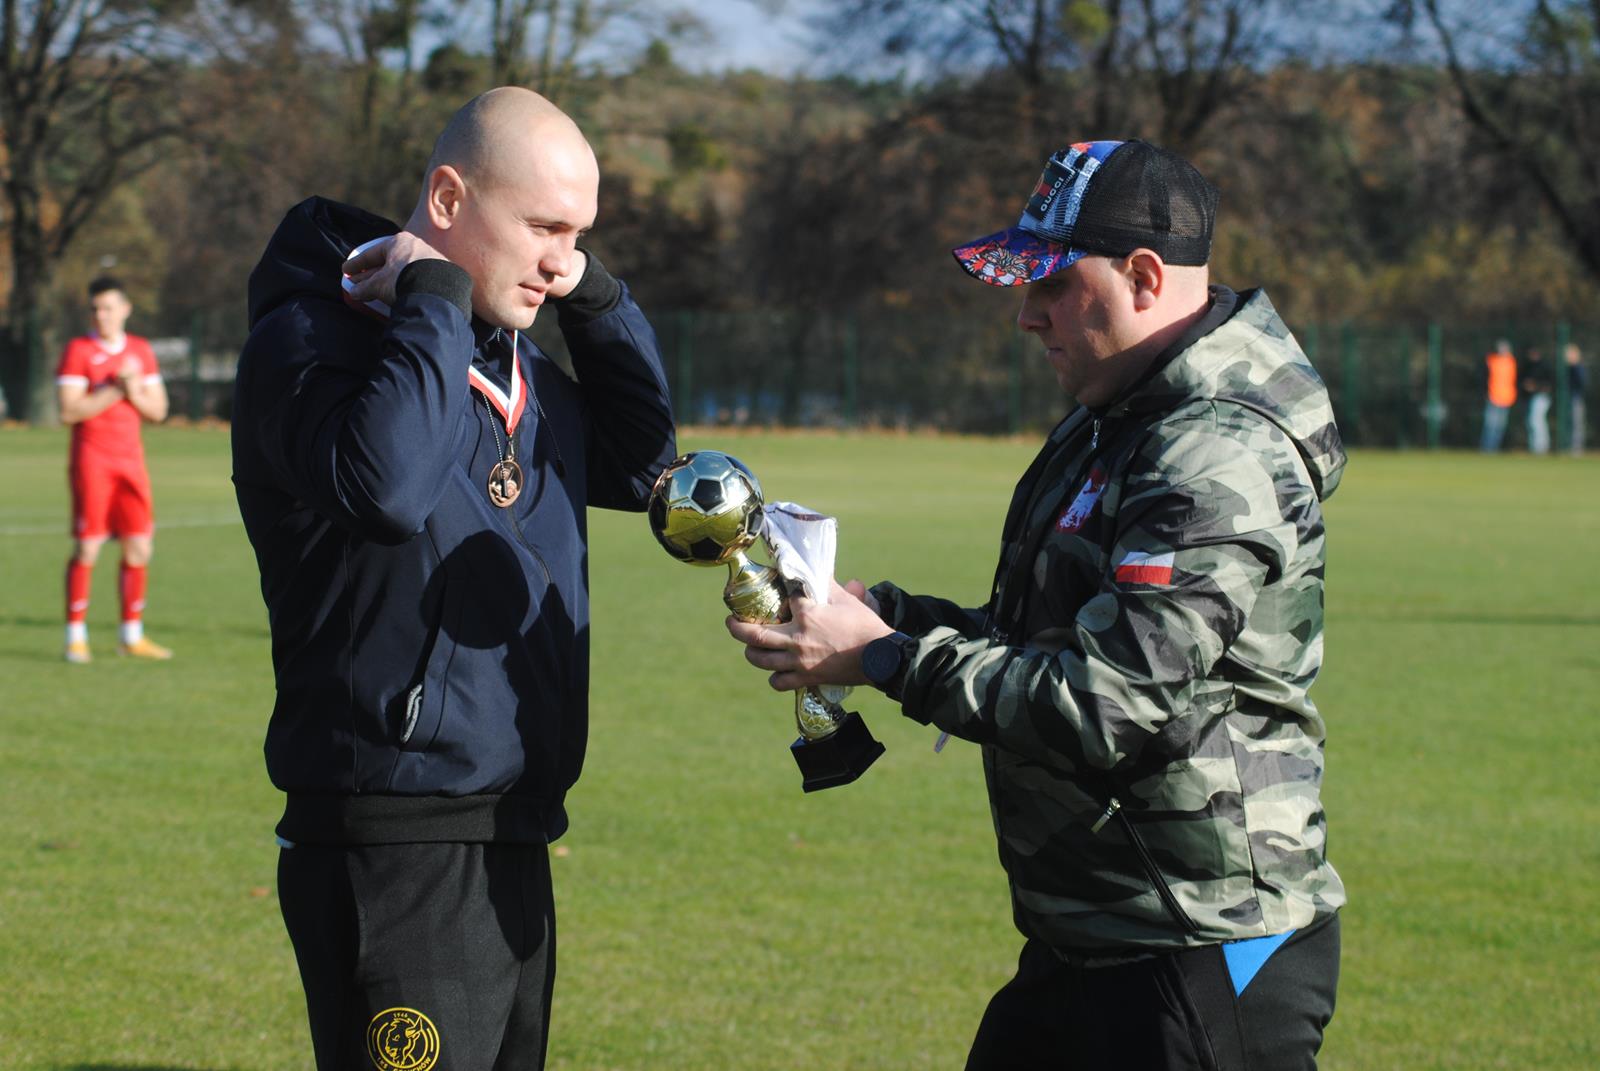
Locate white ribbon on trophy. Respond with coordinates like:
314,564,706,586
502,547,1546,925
762,501,853,708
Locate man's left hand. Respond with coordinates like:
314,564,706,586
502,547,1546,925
727,578,894,692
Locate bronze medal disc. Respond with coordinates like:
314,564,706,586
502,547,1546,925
487,458,524,508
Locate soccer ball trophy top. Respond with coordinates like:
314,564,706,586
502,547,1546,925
648,450,786,624
648,450,885,790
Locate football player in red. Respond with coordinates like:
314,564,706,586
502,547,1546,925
56,276,172,662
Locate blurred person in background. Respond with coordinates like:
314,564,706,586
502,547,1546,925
730,139,1345,1070
1521,347,1552,454
55,275,172,663
1565,343,1586,455
232,87,674,1070
1481,338,1517,452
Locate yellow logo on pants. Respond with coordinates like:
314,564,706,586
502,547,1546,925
367,1007,441,1071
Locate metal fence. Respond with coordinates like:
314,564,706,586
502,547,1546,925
16,307,1596,451
640,310,1595,450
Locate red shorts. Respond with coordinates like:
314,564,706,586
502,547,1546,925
70,455,154,540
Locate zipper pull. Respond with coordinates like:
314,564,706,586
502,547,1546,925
1090,417,1102,449
1089,796,1121,834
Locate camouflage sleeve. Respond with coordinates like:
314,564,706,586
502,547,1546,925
868,581,988,638
894,405,1306,773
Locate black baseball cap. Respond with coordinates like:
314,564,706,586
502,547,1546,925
952,140,1218,286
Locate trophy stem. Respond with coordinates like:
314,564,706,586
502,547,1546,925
723,549,787,624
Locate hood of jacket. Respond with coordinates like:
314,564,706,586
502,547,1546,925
1119,288,1346,500
247,196,397,330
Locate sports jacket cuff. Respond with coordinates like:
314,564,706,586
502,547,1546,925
396,259,473,319
554,247,623,326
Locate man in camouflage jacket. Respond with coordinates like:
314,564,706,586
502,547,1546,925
730,140,1344,1070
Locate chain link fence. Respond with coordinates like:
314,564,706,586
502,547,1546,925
646,311,1596,450
11,306,1595,451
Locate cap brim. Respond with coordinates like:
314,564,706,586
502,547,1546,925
952,227,1084,287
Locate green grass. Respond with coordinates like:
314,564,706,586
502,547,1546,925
1,425,1596,1070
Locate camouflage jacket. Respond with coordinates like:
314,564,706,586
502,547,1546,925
871,288,1347,959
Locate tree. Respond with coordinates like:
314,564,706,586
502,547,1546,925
1398,0,1600,282
0,0,213,420
817,0,1307,155
484,0,704,103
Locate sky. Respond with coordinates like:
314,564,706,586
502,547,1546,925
686,0,825,76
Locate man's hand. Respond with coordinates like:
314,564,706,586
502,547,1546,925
344,232,450,306
727,578,894,692
546,249,588,300
116,357,142,394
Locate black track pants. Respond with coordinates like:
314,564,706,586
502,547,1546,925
278,841,556,1071
965,913,1340,1071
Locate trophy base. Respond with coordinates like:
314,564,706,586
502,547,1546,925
790,711,886,792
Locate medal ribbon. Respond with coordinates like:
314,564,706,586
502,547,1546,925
468,332,526,436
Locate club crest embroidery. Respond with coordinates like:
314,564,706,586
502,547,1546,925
1057,465,1108,533
367,1007,441,1071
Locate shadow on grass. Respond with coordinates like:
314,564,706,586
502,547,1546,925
61,1066,248,1071
1343,610,1600,627
0,613,61,629
0,612,268,641
0,646,72,663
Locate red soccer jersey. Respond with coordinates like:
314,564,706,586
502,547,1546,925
56,334,161,462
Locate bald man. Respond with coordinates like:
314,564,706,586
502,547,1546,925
233,88,676,1069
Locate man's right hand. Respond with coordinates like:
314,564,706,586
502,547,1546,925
344,233,450,307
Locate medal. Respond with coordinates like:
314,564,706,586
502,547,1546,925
471,333,528,509
487,457,523,507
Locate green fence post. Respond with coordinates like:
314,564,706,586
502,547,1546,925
842,311,859,428
1341,324,1360,446
1554,321,1572,452
675,310,693,425
1395,328,1412,449
1425,322,1442,449
1008,332,1022,435
189,312,204,422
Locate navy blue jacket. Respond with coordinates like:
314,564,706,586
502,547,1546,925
233,197,675,844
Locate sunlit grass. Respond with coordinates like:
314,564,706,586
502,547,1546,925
1,425,1595,1070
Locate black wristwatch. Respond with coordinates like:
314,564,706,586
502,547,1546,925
862,631,913,699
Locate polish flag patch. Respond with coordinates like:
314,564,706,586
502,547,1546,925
1115,550,1175,586
1056,465,1108,533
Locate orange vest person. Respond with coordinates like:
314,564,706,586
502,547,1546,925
1481,339,1517,451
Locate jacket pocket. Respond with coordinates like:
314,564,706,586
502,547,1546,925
394,572,466,756
1115,805,1204,938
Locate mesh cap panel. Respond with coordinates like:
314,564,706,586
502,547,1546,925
1071,141,1218,266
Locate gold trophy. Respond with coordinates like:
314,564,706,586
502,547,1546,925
647,450,885,791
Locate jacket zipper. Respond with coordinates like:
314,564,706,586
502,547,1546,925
1093,796,1204,937
502,491,553,590
480,401,554,590
1089,795,1121,833
989,413,1109,643
1094,794,1203,934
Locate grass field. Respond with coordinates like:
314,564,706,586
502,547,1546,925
1,424,1597,1070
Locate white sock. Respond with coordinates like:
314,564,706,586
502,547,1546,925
66,622,88,645
120,620,143,645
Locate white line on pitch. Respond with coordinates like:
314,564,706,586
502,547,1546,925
0,517,242,536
